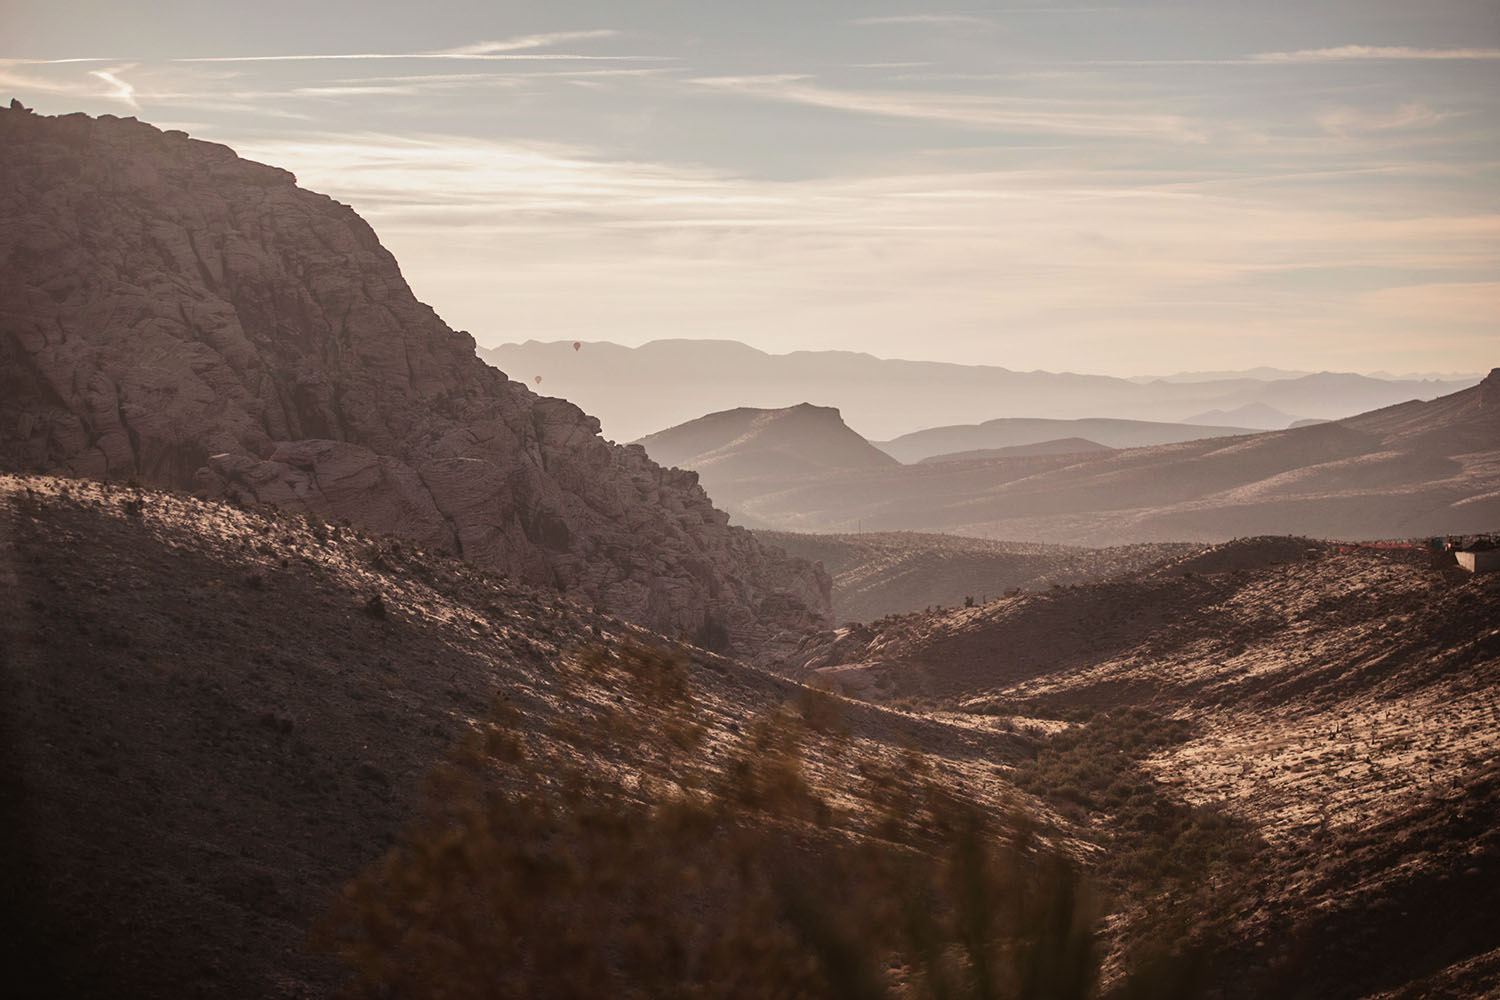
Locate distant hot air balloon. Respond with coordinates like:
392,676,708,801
534,375,542,385
572,341,581,352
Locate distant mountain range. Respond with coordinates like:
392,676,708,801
918,438,1114,464
1127,367,1486,383
633,373,1500,543
1183,402,1305,430
876,416,1261,464
479,339,1482,442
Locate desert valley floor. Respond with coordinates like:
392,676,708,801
4,473,1498,999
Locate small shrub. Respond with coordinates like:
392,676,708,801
362,593,387,619
796,682,848,737
693,615,732,654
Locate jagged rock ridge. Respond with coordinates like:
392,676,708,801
0,107,830,647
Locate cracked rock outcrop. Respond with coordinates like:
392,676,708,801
0,107,831,650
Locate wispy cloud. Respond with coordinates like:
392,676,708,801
1317,103,1460,137
292,84,485,97
0,61,141,107
852,8,1124,26
439,30,621,55
689,75,1205,140
197,122,1499,375
284,67,673,97
0,56,118,65
174,52,665,64
1251,45,1500,63
89,69,138,108
851,14,995,27
3,11,1493,375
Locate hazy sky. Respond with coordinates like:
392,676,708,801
3,0,1497,375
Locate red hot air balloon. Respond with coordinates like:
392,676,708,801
572,341,581,352
533,375,542,385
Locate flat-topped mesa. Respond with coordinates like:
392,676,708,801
636,402,900,474
0,107,831,649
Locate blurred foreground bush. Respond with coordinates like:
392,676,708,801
321,642,1099,999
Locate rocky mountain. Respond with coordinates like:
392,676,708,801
479,338,1479,442
0,107,829,648
635,403,896,519
877,416,1260,464
696,373,1500,544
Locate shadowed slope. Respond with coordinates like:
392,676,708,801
0,474,1032,999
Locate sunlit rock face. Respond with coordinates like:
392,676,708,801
0,107,831,648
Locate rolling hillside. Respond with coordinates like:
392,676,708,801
877,417,1260,464
756,529,1200,622
724,371,1500,544
780,537,1500,999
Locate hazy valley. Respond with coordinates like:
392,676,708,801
2,104,1497,1000
632,380,1500,544
481,338,1481,444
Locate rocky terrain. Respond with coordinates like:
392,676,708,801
0,107,829,646
705,372,1500,544
780,535,1500,998
0,473,1066,999
481,338,1477,443
7,476,1495,999
756,529,1201,622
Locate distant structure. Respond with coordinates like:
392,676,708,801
1456,550,1499,574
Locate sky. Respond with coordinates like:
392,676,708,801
2,0,1497,376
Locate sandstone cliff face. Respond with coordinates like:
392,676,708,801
0,107,830,648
